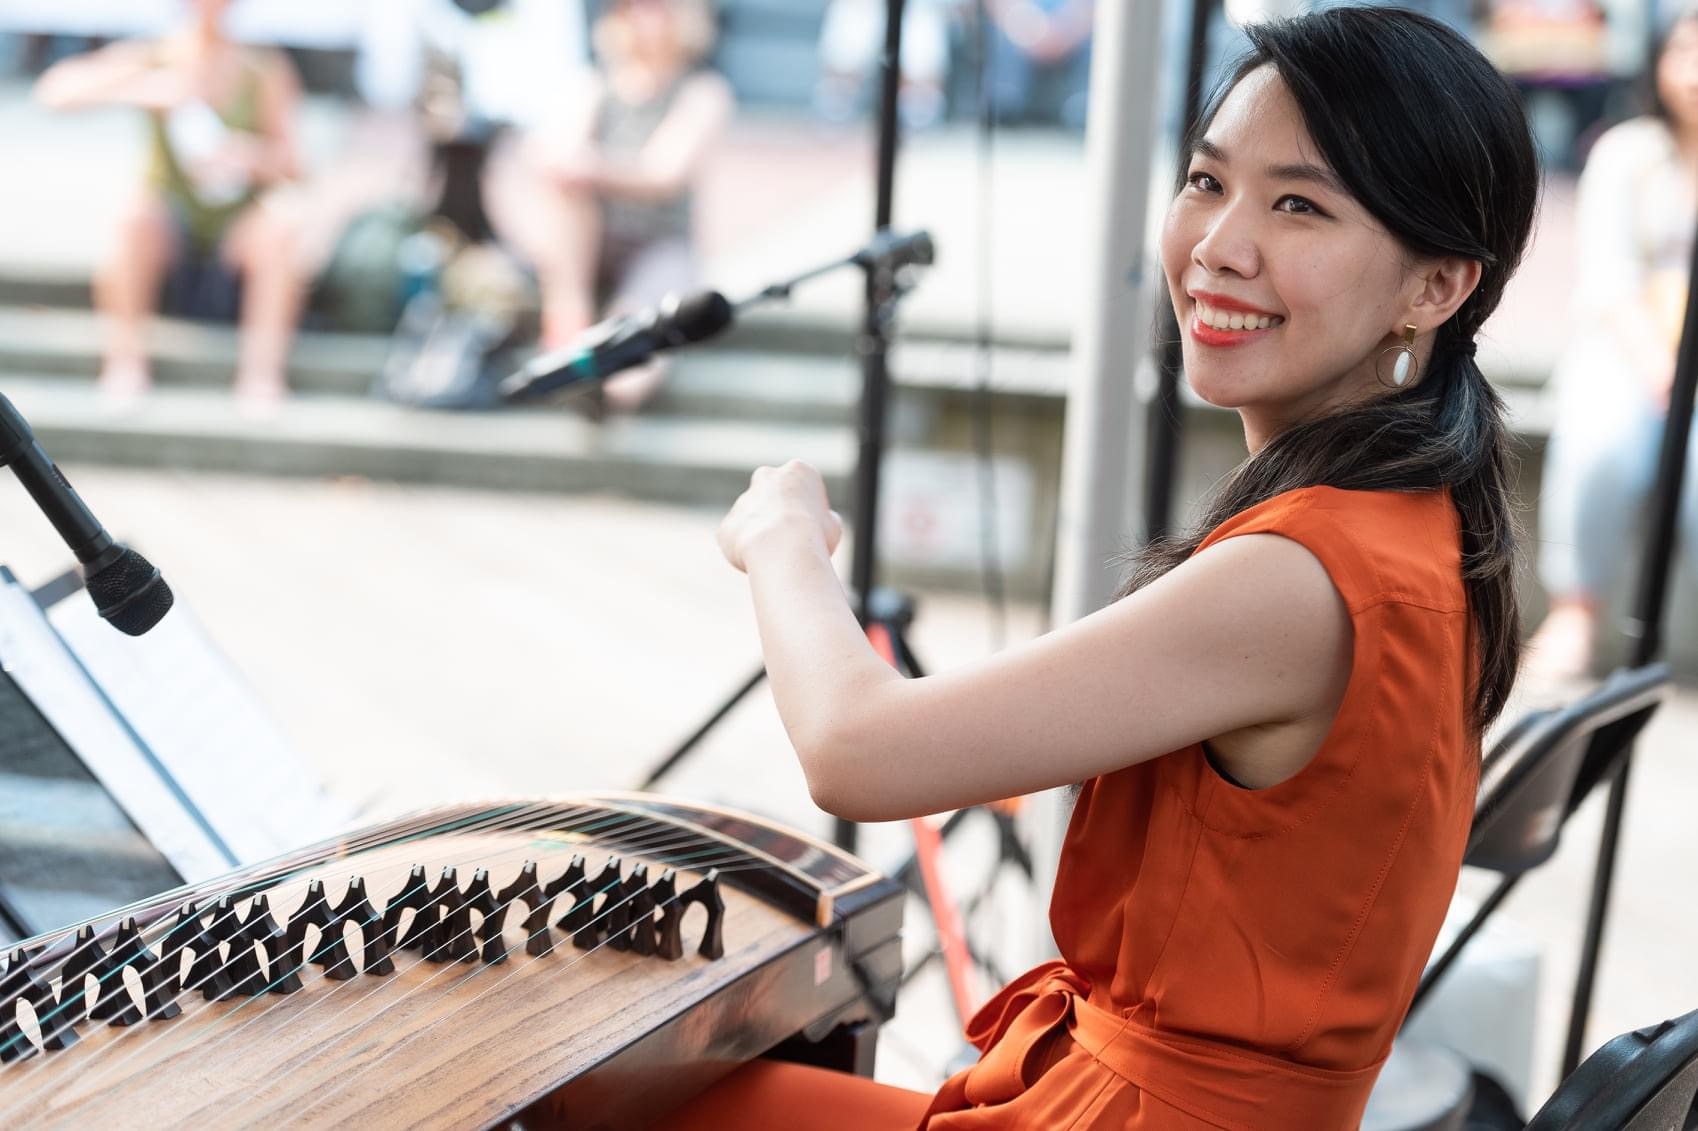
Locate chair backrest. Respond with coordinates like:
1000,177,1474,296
1467,664,1669,875
1525,1006,1698,1131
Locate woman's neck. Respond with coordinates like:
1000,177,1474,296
609,58,682,102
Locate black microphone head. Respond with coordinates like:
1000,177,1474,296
664,290,734,345
85,546,174,636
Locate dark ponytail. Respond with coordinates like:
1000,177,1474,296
1122,8,1540,733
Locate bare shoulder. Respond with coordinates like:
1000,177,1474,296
1152,532,1353,719
680,70,735,110
253,46,302,93
1173,532,1349,635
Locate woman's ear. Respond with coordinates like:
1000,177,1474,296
1409,256,1483,327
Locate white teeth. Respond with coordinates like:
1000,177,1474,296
1194,300,1282,332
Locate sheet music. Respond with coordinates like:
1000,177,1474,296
41,576,355,866
0,572,229,882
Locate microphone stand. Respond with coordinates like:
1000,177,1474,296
640,1,1029,1037
635,229,934,830
641,0,918,859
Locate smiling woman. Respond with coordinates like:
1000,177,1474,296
1162,67,1484,444
665,6,1541,1129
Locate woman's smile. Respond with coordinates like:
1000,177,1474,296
1188,292,1286,348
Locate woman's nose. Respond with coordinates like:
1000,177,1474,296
1191,202,1261,279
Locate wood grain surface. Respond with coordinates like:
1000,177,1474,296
1,828,814,1129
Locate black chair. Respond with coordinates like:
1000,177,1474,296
1365,664,1672,1131
1524,1006,1698,1130
1411,663,1670,1017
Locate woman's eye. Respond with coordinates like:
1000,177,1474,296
1276,195,1323,216
1186,171,1221,193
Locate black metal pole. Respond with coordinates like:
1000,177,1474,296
834,0,908,854
1145,0,1215,543
1562,200,1698,1077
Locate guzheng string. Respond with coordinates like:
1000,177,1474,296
7,803,679,1067
7,800,577,1055
4,801,817,1117
58,830,753,1112
0,802,597,1091
299,842,757,1121
239,833,750,1092
6,805,602,1053
7,794,823,1077
12,797,708,1069
15,800,552,981
55,830,743,1108
14,794,666,1028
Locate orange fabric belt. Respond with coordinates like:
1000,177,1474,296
929,961,1384,1131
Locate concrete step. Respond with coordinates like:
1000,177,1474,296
0,301,1071,412
0,262,1075,354
0,376,857,505
0,305,389,395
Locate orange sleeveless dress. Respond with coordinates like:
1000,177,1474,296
666,485,1479,1130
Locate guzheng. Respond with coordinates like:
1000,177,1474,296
0,793,906,1129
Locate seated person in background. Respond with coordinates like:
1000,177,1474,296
494,0,733,416
33,0,306,409
1525,7,1698,681
815,0,955,131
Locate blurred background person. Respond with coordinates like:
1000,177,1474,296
1527,4,1698,680
356,0,588,138
32,0,306,410
985,0,1094,129
814,0,955,131
500,0,733,416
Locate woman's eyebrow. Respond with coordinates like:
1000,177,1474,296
1192,138,1347,196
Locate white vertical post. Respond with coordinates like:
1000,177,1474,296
1023,0,1175,964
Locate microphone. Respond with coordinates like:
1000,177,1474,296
499,289,734,404
0,393,173,635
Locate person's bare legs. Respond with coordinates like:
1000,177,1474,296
484,136,601,349
598,238,697,413
600,358,671,413
93,193,174,399
223,191,308,409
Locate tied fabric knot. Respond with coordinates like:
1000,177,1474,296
958,961,1092,1106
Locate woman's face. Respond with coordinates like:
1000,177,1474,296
619,0,682,62
1658,17,1698,132
1160,66,1429,449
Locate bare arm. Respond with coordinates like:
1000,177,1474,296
248,50,305,184
721,463,1352,822
33,40,188,112
1573,126,1678,398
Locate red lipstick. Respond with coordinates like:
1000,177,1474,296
1184,291,1283,349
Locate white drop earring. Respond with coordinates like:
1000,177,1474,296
1376,324,1419,389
